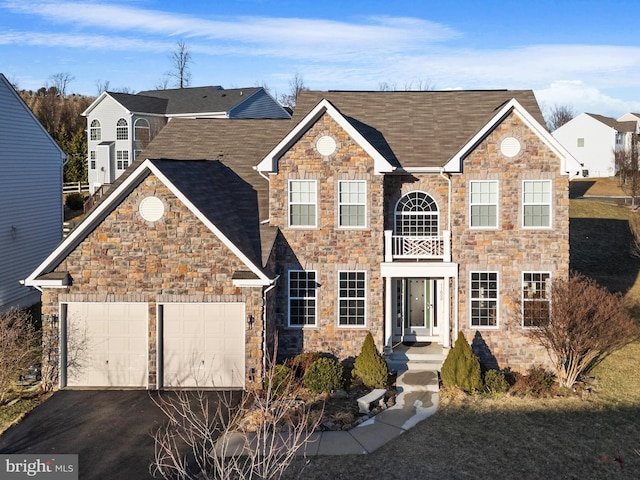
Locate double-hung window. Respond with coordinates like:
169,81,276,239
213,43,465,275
90,151,96,170
90,119,101,141
522,272,551,327
470,272,498,327
116,118,128,140
338,181,366,228
470,181,498,228
289,180,317,227
116,150,129,170
338,271,366,326
289,271,317,326
523,180,551,228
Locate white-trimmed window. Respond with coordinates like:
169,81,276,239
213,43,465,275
288,270,317,327
116,118,128,140
90,119,101,141
338,181,366,228
338,271,366,326
116,150,129,170
90,151,96,170
523,180,551,228
134,118,150,145
577,138,585,147
395,191,439,236
523,272,551,327
470,181,498,228
289,180,317,227
470,271,498,327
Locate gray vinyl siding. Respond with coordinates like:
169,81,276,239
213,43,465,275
0,75,65,310
229,89,291,119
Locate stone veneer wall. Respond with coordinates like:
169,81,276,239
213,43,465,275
451,111,570,371
40,173,265,389
268,113,385,359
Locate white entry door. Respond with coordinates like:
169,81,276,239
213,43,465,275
162,303,245,388
64,303,148,388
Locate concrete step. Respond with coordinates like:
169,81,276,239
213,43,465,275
386,359,443,373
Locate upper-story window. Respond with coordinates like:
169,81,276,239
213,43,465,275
289,180,317,228
470,180,498,228
90,151,96,170
577,138,585,147
338,181,366,228
395,191,439,236
116,118,128,140
134,118,150,146
523,180,551,228
116,150,129,170
90,119,101,141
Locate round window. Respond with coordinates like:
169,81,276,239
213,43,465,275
139,196,165,222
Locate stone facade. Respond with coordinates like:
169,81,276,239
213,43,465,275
40,173,265,388
269,113,385,359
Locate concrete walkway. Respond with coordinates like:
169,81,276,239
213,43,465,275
218,369,439,456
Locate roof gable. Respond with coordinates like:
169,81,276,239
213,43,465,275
25,159,272,287
444,98,581,175
256,98,396,175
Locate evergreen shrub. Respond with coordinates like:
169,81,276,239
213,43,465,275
65,192,85,211
267,364,294,396
304,357,344,393
441,332,483,392
483,369,509,395
352,331,389,389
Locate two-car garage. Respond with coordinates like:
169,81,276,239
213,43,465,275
62,302,246,389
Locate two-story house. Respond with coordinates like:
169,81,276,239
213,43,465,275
25,89,580,390
552,112,639,177
0,73,66,311
83,86,291,194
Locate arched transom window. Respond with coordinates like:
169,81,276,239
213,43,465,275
90,119,101,141
134,118,150,145
116,118,128,140
394,191,439,236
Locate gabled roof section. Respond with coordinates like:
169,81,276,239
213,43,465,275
137,86,261,116
585,113,636,133
0,73,66,159
24,158,274,287
444,98,581,175
256,98,397,175
291,90,546,170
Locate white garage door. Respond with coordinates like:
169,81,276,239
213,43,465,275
65,303,148,388
162,303,245,388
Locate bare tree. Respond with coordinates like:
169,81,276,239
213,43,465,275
151,339,322,480
168,40,192,89
95,79,110,95
49,73,75,98
518,272,639,388
379,79,436,91
278,73,308,108
155,75,171,90
615,134,640,208
0,308,40,402
545,104,575,131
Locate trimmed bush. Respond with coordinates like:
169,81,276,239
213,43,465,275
510,366,556,397
441,332,483,392
483,369,509,395
352,331,389,389
287,351,323,380
65,192,85,211
304,357,344,394
266,364,294,396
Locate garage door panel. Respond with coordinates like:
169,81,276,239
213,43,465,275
163,303,245,388
65,303,148,388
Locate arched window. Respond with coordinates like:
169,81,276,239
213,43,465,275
134,118,150,146
394,191,439,236
116,118,128,140
90,119,101,141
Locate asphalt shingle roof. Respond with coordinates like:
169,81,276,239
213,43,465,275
136,86,261,115
585,113,636,132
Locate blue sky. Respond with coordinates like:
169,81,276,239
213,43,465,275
2,0,640,118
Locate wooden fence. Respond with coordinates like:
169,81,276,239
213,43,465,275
63,182,90,194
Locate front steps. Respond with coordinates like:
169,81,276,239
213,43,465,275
384,342,447,373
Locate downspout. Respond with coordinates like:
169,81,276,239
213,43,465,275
262,275,280,380
439,168,457,343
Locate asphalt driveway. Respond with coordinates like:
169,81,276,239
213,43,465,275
0,390,229,479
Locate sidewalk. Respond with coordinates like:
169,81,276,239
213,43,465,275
218,369,440,456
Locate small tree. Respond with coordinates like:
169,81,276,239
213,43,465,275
0,308,40,402
523,272,639,388
352,331,389,389
441,332,483,392
545,104,575,131
151,338,322,480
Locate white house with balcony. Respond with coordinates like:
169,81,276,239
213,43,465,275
552,112,639,177
83,85,290,194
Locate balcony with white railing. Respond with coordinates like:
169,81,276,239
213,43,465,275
384,230,451,262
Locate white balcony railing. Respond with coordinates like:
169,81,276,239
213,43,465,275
384,230,451,262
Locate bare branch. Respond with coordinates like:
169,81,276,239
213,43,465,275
0,308,40,402
545,104,575,131
168,40,192,89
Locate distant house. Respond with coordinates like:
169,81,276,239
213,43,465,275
82,86,290,193
0,73,66,311
26,89,580,390
552,112,639,177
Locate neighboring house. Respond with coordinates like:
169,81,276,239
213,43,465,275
552,112,638,177
0,73,66,311
25,89,580,390
82,86,290,194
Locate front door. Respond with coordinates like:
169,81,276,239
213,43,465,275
394,278,439,342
